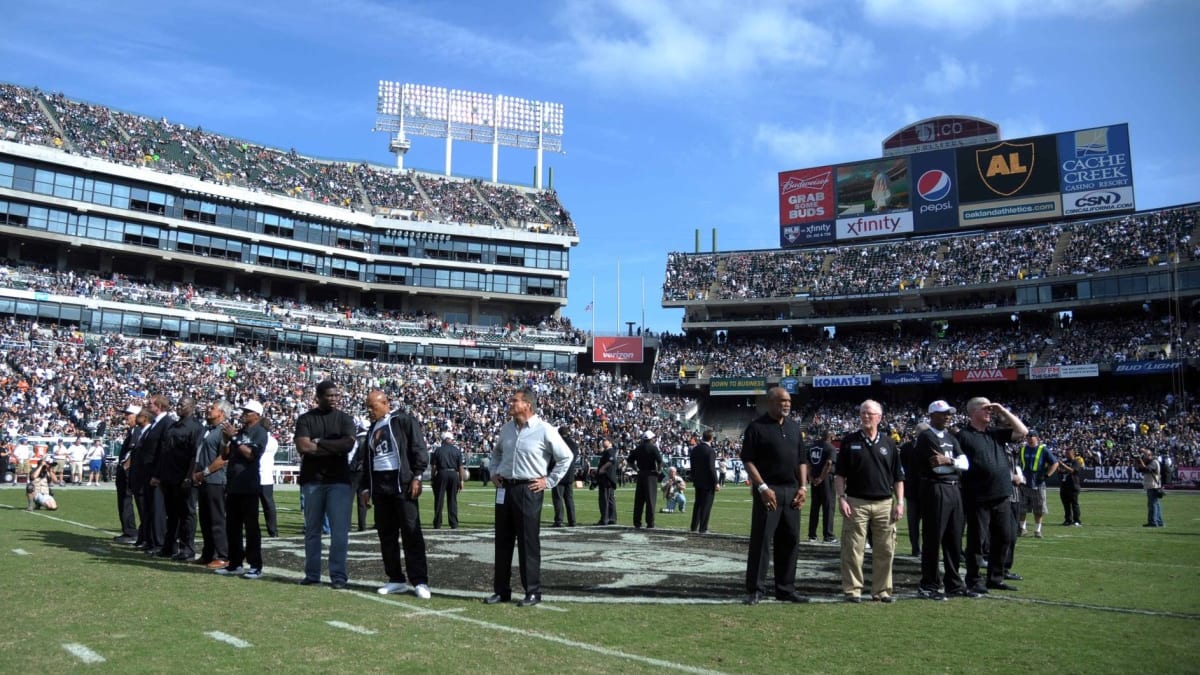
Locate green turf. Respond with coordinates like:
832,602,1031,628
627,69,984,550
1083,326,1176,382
2,485,1197,673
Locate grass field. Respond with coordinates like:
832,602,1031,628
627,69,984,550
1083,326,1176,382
1,484,1197,673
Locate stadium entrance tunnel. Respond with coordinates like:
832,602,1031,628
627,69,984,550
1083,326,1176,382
259,527,921,603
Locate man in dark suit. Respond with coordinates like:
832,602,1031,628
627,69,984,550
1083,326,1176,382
551,426,579,527
136,394,172,555
112,403,142,545
628,430,664,529
431,431,465,529
595,439,618,525
156,396,204,561
688,430,720,534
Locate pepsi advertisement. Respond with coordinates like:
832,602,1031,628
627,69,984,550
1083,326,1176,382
910,149,958,233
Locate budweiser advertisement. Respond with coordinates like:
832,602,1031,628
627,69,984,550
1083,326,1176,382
592,336,644,364
951,368,1018,383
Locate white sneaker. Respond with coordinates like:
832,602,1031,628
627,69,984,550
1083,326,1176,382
242,568,263,580
414,583,431,600
377,581,410,595
214,565,243,576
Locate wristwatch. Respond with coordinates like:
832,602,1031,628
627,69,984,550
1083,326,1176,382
756,483,769,493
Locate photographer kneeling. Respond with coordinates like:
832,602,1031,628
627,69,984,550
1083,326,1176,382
27,457,59,511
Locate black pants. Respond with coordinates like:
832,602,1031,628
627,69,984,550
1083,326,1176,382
1004,500,1020,572
965,496,1012,588
905,487,922,555
552,476,575,526
746,484,800,595
225,492,262,570
633,472,659,527
598,481,617,524
349,470,368,531
160,481,196,556
920,482,965,592
1060,487,1081,524
807,480,836,540
259,484,278,537
197,482,228,562
432,474,460,529
494,481,543,596
690,486,715,533
136,482,166,549
374,485,428,585
115,465,137,538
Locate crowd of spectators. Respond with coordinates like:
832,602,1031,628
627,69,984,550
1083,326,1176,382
0,263,586,346
664,207,1198,302
798,391,1200,472
0,84,576,235
653,316,1198,381
0,319,690,473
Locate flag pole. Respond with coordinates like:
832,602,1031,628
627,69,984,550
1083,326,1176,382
591,274,596,338
616,258,621,335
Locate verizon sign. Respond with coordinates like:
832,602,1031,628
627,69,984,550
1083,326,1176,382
952,368,1018,383
593,336,644,364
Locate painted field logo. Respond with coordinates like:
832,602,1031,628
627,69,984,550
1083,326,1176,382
976,141,1035,196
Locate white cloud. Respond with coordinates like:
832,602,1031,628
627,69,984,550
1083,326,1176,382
558,0,849,90
753,122,888,167
859,0,1151,30
922,56,981,94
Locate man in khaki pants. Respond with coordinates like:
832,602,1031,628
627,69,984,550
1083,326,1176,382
835,399,904,603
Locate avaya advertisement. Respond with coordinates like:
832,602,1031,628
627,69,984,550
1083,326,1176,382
592,336,644,364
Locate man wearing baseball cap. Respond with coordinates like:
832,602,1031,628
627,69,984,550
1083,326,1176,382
215,400,269,579
628,430,664,529
113,404,142,544
915,400,975,600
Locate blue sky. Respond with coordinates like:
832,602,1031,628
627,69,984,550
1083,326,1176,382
2,0,1197,334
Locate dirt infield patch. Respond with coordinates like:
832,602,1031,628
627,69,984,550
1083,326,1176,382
260,526,921,602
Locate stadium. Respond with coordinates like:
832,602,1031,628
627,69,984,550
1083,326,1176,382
1,81,1197,673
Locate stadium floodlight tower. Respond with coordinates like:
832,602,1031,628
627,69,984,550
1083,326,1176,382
373,81,564,188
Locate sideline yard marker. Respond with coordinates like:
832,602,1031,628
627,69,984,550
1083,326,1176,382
205,631,252,648
62,643,105,664
326,620,377,635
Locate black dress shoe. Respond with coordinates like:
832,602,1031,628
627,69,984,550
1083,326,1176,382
297,578,321,586
744,592,762,605
968,584,989,595
955,589,984,598
155,549,176,559
170,551,195,562
775,592,810,603
330,581,349,590
483,593,511,605
1004,572,1023,581
844,595,862,604
551,523,563,528
986,582,1018,591
113,535,136,545
133,542,150,550
517,594,542,607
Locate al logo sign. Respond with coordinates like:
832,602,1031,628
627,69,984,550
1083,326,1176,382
976,141,1035,196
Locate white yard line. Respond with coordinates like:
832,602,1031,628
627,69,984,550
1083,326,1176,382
12,548,29,555
326,620,377,635
205,631,253,648
361,593,729,675
62,643,105,664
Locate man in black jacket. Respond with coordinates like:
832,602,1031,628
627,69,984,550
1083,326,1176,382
551,426,579,527
431,431,465,529
360,389,431,599
112,403,142,545
155,396,204,561
628,431,664,529
595,439,618,525
135,394,172,555
688,430,720,534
